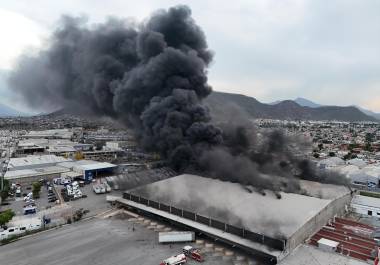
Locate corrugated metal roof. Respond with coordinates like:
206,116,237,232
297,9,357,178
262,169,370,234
8,155,72,169
76,162,117,171
4,166,70,180
352,195,380,209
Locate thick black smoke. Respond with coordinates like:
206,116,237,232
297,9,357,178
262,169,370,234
9,5,347,194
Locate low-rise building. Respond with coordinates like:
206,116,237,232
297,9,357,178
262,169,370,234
7,155,72,171
351,195,380,217
4,166,70,185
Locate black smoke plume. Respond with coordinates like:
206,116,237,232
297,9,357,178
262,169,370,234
9,5,347,194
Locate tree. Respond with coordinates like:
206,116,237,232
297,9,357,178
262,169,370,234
0,209,15,227
32,182,42,199
74,151,84,160
0,179,10,202
366,133,374,143
364,142,373,152
318,143,323,150
348,143,358,151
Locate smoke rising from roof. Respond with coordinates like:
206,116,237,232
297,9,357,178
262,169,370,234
9,5,347,193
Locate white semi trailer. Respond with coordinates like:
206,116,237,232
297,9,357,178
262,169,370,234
158,231,195,243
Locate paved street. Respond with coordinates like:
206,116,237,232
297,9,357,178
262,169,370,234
0,215,233,265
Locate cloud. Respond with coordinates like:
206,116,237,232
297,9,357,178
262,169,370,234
0,8,46,70
1,0,380,111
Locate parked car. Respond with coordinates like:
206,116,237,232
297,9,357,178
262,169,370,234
23,206,37,215
48,197,57,203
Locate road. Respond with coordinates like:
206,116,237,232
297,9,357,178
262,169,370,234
0,215,233,265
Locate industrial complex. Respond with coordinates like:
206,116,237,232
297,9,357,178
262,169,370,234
1,122,380,265
119,174,352,264
4,154,117,184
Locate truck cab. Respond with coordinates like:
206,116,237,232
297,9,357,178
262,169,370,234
182,246,204,262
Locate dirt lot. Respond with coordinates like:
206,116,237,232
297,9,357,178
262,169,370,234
0,215,236,265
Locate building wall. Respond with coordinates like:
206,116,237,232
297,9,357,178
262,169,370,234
286,192,352,252
82,151,117,161
8,173,63,186
9,163,58,171
351,203,380,216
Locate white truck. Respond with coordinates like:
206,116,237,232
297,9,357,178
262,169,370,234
159,254,187,265
158,231,195,243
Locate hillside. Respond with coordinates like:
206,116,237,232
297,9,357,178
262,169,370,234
0,102,26,117
205,92,378,122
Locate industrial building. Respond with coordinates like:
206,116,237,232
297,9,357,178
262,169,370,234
279,244,368,265
4,166,70,185
351,195,380,217
105,140,138,151
308,217,377,262
16,139,93,156
7,155,72,171
58,160,117,182
25,129,73,139
120,174,352,264
82,150,120,161
4,154,117,184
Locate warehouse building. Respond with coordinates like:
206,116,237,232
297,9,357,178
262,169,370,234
25,129,73,139
16,139,93,156
4,166,70,185
4,154,116,184
351,195,380,217
58,160,117,182
82,150,119,161
7,155,72,171
120,174,352,264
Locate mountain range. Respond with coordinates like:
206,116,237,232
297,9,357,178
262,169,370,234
0,102,27,117
277,97,380,120
205,92,378,122
0,90,378,122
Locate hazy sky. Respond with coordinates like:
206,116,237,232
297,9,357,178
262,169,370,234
1,0,380,112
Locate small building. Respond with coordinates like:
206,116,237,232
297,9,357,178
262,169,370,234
58,160,117,182
351,195,380,217
317,238,339,252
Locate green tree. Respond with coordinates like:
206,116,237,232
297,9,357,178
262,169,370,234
0,179,10,202
0,209,15,227
366,133,374,143
348,143,358,151
364,142,373,152
32,182,42,199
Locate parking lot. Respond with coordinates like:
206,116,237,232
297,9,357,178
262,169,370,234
64,184,122,217
0,214,234,265
3,183,54,216
3,181,122,219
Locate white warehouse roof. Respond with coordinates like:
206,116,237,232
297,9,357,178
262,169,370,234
352,195,380,210
4,166,70,180
7,155,72,171
318,157,345,168
75,162,117,171
25,129,73,139
58,160,116,172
